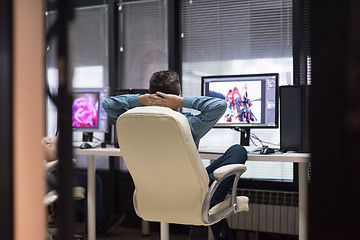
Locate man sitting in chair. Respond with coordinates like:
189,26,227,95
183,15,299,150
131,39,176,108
102,70,247,240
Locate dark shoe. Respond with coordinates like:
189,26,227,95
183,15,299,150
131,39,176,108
189,226,208,240
96,213,126,236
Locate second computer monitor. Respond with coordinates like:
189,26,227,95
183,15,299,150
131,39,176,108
201,73,279,129
72,88,110,141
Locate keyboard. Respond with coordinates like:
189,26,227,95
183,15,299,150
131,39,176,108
72,141,101,148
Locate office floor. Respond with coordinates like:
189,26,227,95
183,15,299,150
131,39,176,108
56,224,299,240
95,227,189,240
64,221,299,240
71,222,190,240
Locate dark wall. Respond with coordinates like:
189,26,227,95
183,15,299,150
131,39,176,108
97,169,141,228
309,1,360,240
98,169,191,234
0,0,13,239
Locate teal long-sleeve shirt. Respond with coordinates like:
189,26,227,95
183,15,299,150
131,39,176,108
102,94,227,148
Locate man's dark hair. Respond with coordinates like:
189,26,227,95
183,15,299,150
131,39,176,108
149,70,181,95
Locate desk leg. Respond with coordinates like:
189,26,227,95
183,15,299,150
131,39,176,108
88,155,96,240
160,222,169,240
298,162,308,240
142,220,150,236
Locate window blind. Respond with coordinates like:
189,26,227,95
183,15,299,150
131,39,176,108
46,5,109,87
182,0,292,62
119,0,168,89
74,6,109,70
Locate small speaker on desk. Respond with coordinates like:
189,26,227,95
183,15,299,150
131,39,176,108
280,85,310,152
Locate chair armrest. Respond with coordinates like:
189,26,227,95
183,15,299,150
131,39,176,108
45,160,59,172
43,190,58,206
45,159,77,172
209,196,249,215
73,186,85,200
43,187,85,206
202,164,248,224
213,164,247,179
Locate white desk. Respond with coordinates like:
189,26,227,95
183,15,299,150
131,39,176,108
74,148,122,240
74,146,310,240
199,146,310,240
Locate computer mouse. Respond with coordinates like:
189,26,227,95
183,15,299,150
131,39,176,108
80,142,92,149
260,146,275,154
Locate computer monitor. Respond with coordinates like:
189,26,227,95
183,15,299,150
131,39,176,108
201,73,279,145
113,88,148,96
72,87,109,141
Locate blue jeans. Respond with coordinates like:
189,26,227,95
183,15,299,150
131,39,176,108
206,144,247,240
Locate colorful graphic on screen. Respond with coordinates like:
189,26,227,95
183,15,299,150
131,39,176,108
72,93,99,128
208,81,262,124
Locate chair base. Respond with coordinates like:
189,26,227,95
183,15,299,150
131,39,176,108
159,222,215,240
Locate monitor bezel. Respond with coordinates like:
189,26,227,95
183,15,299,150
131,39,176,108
113,88,149,96
201,73,279,129
201,73,297,191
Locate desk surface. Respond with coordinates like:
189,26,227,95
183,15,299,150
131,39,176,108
74,147,122,157
199,151,310,163
74,145,310,163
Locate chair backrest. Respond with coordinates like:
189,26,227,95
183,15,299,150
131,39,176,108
116,106,210,225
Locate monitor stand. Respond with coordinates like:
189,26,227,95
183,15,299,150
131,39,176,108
82,132,93,142
234,127,250,146
240,128,250,146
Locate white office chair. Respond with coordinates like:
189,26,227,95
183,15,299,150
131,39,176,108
43,160,85,206
116,106,249,239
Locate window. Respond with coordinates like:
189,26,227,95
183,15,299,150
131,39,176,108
46,5,109,137
45,5,109,169
181,0,292,96
118,0,168,89
181,0,294,189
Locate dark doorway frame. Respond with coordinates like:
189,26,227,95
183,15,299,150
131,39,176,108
0,0,14,239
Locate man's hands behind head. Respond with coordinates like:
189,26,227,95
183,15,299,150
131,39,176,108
138,93,162,107
156,92,183,111
138,92,183,111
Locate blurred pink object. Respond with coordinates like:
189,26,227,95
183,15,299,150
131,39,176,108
72,94,98,127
